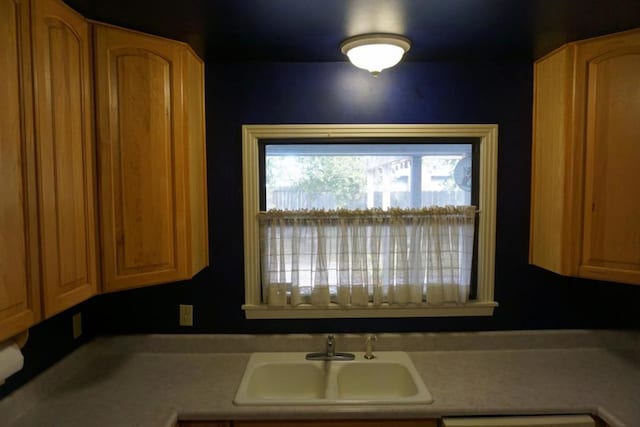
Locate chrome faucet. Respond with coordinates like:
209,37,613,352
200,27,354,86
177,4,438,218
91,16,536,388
305,334,355,361
326,334,336,357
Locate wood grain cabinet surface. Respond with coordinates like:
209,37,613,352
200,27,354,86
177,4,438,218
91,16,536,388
178,422,231,427
232,421,437,427
0,0,208,340
530,28,640,285
178,421,437,427
31,0,99,316
0,0,40,342
1,0,99,339
93,23,208,292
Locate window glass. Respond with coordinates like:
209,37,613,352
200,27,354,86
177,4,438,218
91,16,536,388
264,144,474,211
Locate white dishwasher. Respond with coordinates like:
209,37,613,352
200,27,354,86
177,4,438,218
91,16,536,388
442,415,595,427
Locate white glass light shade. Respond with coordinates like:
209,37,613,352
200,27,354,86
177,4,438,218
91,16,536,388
341,34,411,76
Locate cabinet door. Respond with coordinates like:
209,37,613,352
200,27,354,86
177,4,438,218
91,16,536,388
578,31,640,285
94,24,192,291
179,422,231,427
0,0,40,341
233,421,438,427
31,0,98,316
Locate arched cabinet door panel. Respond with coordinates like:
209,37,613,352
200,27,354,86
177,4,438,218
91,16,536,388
94,24,208,292
31,0,98,316
530,28,640,285
580,47,640,283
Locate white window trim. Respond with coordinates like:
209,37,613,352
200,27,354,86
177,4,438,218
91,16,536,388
242,124,498,319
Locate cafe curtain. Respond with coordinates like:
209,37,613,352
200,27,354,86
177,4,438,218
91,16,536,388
258,206,476,308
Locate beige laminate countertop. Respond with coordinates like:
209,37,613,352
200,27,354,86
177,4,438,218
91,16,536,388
1,331,639,427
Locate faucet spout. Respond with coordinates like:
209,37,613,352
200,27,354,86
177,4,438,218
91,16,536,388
326,334,335,357
305,334,355,361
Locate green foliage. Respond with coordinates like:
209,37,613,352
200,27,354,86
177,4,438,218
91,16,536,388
295,156,366,208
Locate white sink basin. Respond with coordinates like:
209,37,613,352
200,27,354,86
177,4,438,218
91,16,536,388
244,362,325,400
233,351,433,405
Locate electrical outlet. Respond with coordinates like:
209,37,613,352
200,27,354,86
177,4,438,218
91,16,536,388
72,313,82,339
179,304,193,326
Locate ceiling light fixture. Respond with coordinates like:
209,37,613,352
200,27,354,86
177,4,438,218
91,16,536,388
340,34,411,77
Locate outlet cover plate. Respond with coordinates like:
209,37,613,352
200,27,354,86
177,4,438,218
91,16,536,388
179,304,193,326
72,313,82,339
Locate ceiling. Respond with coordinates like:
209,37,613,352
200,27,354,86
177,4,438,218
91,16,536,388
67,0,640,61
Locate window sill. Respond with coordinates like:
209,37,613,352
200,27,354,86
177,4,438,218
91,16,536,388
242,301,498,319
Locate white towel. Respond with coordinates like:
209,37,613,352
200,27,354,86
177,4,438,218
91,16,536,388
0,340,24,385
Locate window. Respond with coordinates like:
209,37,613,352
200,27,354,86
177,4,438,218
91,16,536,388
242,125,498,318
263,142,475,210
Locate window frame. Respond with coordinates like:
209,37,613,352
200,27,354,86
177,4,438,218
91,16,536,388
242,124,498,319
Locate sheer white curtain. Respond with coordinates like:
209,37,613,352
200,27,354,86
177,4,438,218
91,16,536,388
258,206,476,308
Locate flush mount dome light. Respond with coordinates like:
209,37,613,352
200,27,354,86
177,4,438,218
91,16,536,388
340,34,411,76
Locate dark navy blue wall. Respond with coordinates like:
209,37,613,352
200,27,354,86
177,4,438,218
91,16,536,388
5,60,640,399
93,60,640,334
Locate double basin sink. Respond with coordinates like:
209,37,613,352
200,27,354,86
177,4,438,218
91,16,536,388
233,351,433,405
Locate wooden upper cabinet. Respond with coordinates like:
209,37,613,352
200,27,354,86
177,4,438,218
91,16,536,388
530,29,640,285
31,0,98,316
1,0,208,339
0,0,40,341
93,24,208,292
